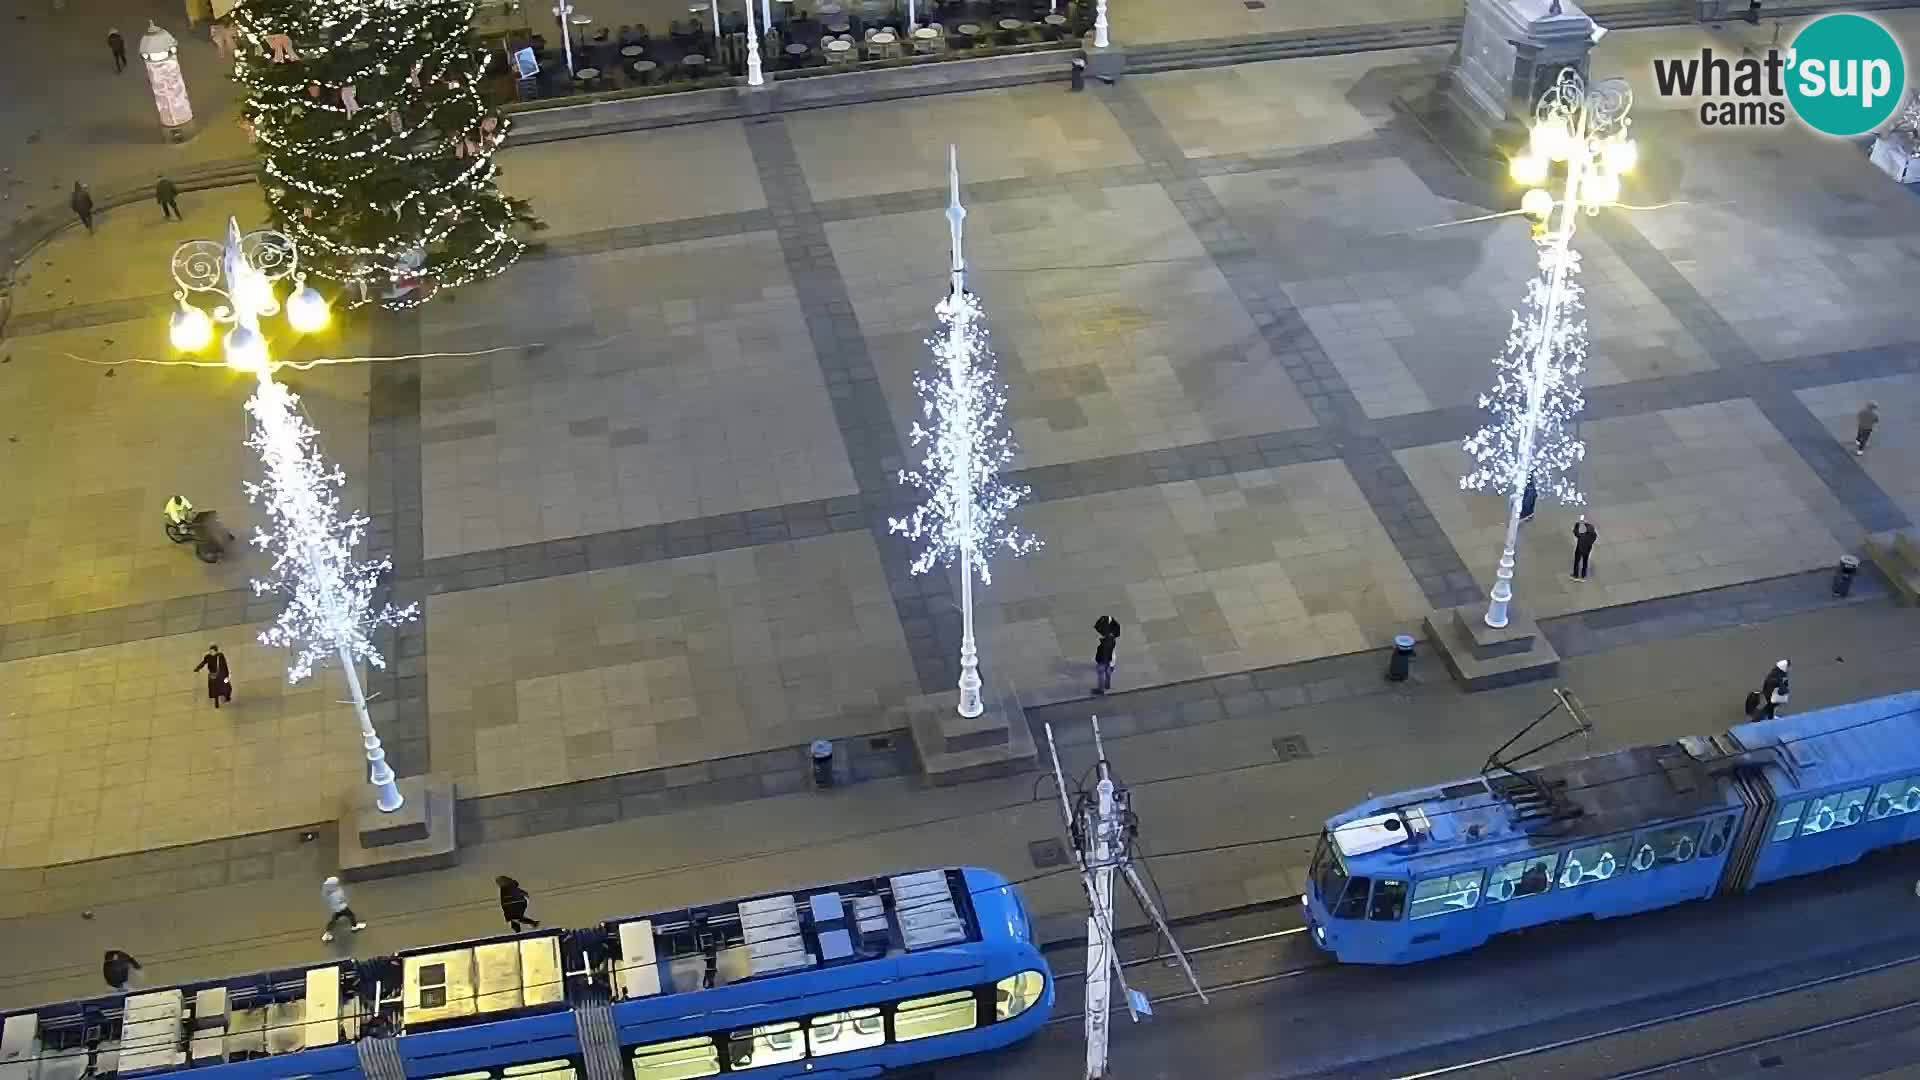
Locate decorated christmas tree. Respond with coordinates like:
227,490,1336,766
229,0,537,308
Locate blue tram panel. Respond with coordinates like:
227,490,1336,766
0,866,1051,1080
1302,691,1920,965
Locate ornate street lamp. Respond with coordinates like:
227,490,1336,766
169,218,417,813
1463,69,1635,629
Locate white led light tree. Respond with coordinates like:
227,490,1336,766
891,148,1040,719
246,383,419,812
1464,69,1633,629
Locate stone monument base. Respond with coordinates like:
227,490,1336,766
1424,603,1560,691
337,775,459,882
1083,43,1127,81
908,685,1037,786
1870,130,1920,184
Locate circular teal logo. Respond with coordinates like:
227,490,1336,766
1786,14,1906,136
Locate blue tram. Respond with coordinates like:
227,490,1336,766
1303,691,1920,964
0,867,1051,1079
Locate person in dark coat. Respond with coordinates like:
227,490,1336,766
194,644,232,708
155,175,182,220
1855,401,1880,456
70,182,95,234
1092,615,1120,696
1570,516,1598,580
497,876,541,931
108,28,128,72
102,949,142,990
1756,659,1790,720
1519,476,1539,522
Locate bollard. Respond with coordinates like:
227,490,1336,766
1070,57,1086,91
810,739,836,789
1832,555,1860,597
1387,634,1416,682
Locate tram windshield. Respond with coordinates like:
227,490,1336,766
1309,832,1348,904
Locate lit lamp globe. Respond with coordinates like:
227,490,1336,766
169,301,214,352
1584,171,1621,208
1603,138,1639,174
1529,120,1572,162
234,272,276,317
286,285,331,334
224,323,269,374
1509,153,1548,187
1520,188,1555,221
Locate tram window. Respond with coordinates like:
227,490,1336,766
1801,787,1872,836
1485,855,1557,904
631,1036,720,1079
1409,871,1484,920
1869,777,1920,820
1559,838,1633,888
808,1008,885,1056
1311,834,1349,905
1632,822,1703,871
1701,815,1736,857
895,990,979,1042
1769,800,1806,842
1332,877,1372,920
728,1021,805,1070
504,1064,577,1078
1368,880,1408,922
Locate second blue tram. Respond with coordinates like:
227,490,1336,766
1304,691,1920,964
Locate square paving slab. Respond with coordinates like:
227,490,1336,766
425,532,918,796
417,233,855,557
973,460,1428,705
1399,399,1852,620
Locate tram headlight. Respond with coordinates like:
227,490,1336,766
1314,926,1327,946
995,970,1046,1020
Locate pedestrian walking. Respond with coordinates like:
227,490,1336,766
1746,0,1761,23
1570,516,1598,580
1752,659,1790,720
1855,400,1880,456
108,27,128,72
497,876,542,931
155,175,183,221
1519,477,1539,523
193,644,232,708
1091,615,1120,695
70,181,95,234
101,949,142,990
320,876,366,942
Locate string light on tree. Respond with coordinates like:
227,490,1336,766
230,0,540,307
1463,69,1633,629
169,218,418,813
890,148,1040,719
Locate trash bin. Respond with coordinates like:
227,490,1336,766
1387,634,1416,682
1833,555,1861,597
810,739,836,789
1070,57,1086,91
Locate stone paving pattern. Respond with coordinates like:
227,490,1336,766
3,21,1919,865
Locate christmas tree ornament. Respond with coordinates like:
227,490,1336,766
340,84,358,116
265,32,300,62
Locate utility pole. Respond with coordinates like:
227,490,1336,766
1045,717,1208,1079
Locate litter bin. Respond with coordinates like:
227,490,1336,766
1070,58,1086,92
1387,634,1416,682
810,739,836,789
1832,555,1861,597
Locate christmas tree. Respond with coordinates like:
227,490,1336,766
230,0,537,308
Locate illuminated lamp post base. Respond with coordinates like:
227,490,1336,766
334,774,461,881
1421,601,1562,692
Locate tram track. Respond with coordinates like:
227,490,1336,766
1045,909,1334,1025
1389,946,1920,1080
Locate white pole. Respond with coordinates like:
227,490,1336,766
907,0,915,32
1093,0,1108,47
1484,109,1587,629
743,0,763,85
338,644,404,811
763,0,773,35
945,148,984,720
555,0,575,74
710,0,720,39
1085,768,1117,1078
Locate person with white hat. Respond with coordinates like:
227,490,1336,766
320,876,366,942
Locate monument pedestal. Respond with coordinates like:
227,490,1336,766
337,775,459,882
1083,43,1127,81
1446,0,1598,151
1870,130,1920,184
908,685,1037,786
1425,603,1560,691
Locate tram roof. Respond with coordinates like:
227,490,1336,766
1331,742,1738,878
1728,690,1920,798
